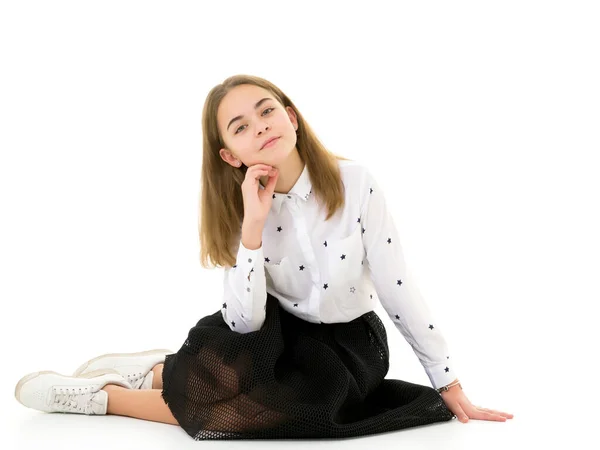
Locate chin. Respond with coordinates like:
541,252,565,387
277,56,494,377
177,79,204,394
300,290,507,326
263,148,289,163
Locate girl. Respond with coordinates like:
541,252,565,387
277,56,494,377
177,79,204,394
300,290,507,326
15,74,513,440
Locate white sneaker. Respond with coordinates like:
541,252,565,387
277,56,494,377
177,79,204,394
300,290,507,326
15,369,130,415
72,349,173,390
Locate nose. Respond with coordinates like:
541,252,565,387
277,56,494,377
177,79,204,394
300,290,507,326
256,121,270,135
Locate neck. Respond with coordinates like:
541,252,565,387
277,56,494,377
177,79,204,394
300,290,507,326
260,149,304,194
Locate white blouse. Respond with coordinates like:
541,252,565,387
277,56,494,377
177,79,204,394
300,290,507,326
221,159,457,389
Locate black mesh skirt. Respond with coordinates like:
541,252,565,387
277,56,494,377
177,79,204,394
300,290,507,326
161,293,455,440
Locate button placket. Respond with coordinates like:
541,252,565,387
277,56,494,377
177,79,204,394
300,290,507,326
289,200,319,319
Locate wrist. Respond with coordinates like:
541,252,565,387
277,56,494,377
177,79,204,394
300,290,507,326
437,379,462,394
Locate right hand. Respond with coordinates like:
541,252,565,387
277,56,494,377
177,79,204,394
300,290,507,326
241,163,279,225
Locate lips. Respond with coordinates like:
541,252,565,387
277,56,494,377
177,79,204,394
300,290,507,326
261,137,280,149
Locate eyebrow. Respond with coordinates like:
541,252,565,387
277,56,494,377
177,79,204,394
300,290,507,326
226,97,273,132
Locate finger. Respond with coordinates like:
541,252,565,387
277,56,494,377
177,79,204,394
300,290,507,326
468,406,507,422
247,164,273,173
264,169,279,192
246,169,270,184
448,403,469,423
475,406,514,418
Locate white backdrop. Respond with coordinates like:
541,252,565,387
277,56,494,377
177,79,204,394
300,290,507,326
1,0,598,448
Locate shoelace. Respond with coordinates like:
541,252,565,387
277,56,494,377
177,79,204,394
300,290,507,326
52,387,97,414
126,372,146,389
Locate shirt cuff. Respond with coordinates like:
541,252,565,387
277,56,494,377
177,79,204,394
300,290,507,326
424,361,459,390
237,239,264,276
235,239,265,320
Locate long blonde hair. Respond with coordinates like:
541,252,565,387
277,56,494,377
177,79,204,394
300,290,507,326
199,74,351,269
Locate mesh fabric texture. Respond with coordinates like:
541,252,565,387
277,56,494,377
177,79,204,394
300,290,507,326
161,293,454,440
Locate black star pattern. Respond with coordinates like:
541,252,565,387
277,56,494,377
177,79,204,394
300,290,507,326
287,195,291,199
370,187,373,194
370,294,373,299
233,264,237,268
447,356,450,359
323,283,328,290
231,321,236,327
272,194,276,199
444,367,450,373
361,260,364,265
250,268,254,272
246,287,251,292
299,265,305,270
387,238,392,244
277,226,282,232
293,303,298,307
222,302,227,309
340,254,346,260
362,227,365,234
350,287,355,293
397,279,403,286
265,257,270,263
357,217,361,223
323,240,327,247
429,324,434,330
395,314,400,320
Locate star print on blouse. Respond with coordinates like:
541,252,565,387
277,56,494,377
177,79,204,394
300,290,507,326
223,162,456,389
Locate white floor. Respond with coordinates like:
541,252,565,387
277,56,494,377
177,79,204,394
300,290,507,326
1,396,577,450
1,342,587,449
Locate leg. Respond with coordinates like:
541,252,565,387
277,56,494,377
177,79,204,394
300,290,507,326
151,363,164,389
102,384,179,425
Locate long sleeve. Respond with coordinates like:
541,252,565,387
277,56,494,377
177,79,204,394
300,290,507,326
221,238,268,333
360,169,458,390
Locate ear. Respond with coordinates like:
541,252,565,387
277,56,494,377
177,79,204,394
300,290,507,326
286,106,299,130
219,148,242,167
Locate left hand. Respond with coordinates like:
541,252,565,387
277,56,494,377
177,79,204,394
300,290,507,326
440,380,514,423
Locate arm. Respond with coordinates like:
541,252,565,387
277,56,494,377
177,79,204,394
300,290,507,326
221,221,268,333
360,168,458,390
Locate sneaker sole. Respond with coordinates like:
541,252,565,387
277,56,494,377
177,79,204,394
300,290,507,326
15,368,119,404
72,349,174,377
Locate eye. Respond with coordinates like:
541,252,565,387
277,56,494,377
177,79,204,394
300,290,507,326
234,107,274,134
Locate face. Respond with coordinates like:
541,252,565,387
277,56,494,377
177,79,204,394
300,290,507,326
217,84,298,168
